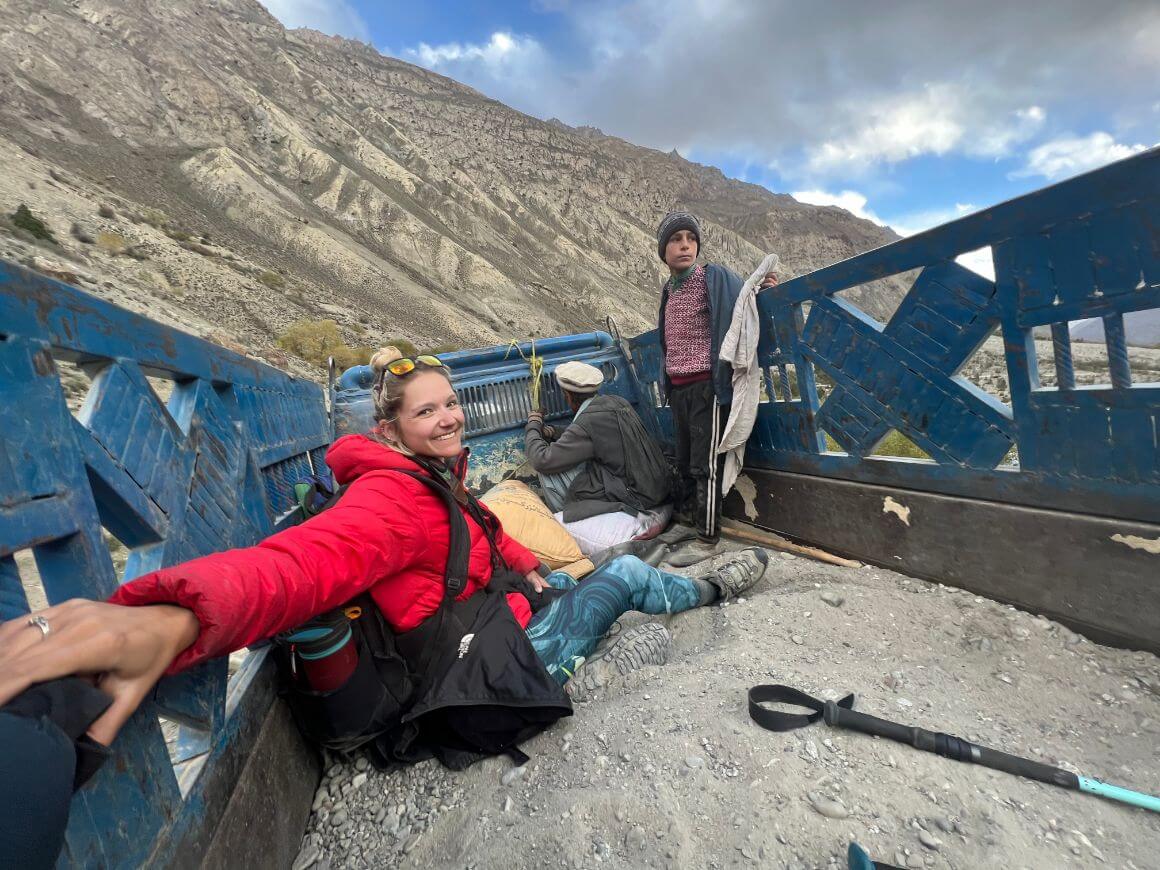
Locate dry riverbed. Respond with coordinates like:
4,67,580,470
294,545,1160,870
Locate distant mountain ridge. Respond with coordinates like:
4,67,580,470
0,0,906,359
1070,310,1160,348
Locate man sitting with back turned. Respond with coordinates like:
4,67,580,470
525,360,672,522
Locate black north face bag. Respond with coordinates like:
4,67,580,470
275,463,570,766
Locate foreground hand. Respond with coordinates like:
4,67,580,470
525,570,548,594
0,601,200,745
527,410,544,429
759,271,778,289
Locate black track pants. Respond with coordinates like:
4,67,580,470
669,380,728,542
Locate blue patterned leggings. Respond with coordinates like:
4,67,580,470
524,555,702,683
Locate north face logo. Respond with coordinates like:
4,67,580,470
457,633,475,659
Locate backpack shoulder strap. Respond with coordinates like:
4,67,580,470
388,468,471,600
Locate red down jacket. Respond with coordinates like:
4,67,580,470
110,434,540,674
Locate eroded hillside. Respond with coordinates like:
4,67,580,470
0,0,904,367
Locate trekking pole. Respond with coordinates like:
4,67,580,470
748,685,1160,813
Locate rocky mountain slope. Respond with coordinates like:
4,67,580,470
0,0,904,366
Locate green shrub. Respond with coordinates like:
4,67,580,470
11,204,55,242
874,430,930,459
823,430,930,459
422,343,460,356
96,231,129,255
137,208,168,228
257,270,285,289
277,319,372,370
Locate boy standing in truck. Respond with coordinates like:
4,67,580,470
655,211,776,559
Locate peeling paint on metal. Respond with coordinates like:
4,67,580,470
882,496,911,526
1110,533,1160,554
735,473,758,520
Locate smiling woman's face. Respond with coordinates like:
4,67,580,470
385,370,465,459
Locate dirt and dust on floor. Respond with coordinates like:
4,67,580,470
293,539,1160,870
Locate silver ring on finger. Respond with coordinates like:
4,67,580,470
27,614,51,639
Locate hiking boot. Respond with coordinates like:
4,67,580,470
665,536,722,568
565,622,672,702
699,547,768,601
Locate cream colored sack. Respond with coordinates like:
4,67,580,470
480,479,585,569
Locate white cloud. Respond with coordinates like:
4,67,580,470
410,32,538,70
886,202,977,238
399,32,551,109
791,189,882,224
806,89,1045,176
259,0,370,41
1014,131,1151,181
970,106,1047,159
386,2,1159,186
806,87,966,174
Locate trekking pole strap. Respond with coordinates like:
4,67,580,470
747,684,854,732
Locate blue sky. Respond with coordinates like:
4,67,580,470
261,0,1159,267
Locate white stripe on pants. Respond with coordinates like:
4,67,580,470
705,399,721,539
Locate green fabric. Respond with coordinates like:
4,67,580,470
668,264,696,290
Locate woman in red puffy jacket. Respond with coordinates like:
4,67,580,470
0,348,770,748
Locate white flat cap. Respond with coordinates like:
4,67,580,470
555,360,604,394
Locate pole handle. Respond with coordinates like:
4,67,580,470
824,700,920,745
824,701,1079,789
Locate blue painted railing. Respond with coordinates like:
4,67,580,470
0,262,330,866
628,147,1159,524
333,332,637,490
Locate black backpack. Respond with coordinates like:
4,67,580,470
275,464,571,768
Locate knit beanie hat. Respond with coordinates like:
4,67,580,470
656,211,702,261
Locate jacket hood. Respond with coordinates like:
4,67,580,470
326,434,468,485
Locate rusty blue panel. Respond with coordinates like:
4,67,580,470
772,147,1158,306
0,263,331,867
744,149,1157,511
1090,206,1144,297
805,296,1013,468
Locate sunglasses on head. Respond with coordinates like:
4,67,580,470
383,355,446,377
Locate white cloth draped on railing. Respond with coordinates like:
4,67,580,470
718,252,780,496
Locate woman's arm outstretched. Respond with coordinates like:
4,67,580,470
0,469,425,742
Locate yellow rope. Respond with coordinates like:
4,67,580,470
503,339,544,410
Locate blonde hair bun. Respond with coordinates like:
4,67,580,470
369,345,404,374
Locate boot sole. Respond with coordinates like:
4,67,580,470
566,622,673,701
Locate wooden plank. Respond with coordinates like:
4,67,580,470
720,518,862,568
726,467,1160,653
0,496,79,560
0,260,322,395
73,418,169,545
740,442,1160,523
